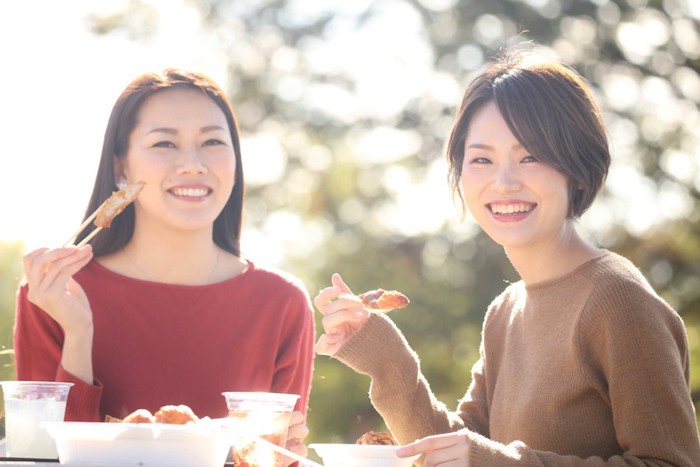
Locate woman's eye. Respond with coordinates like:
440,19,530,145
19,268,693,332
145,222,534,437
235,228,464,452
152,141,175,148
203,139,227,146
522,155,539,163
470,157,491,164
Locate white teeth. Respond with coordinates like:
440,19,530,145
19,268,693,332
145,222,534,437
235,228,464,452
491,203,532,214
171,187,209,197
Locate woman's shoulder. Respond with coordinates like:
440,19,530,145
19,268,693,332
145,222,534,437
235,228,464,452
240,261,311,300
482,281,525,326
578,251,682,329
581,251,664,306
243,261,304,286
579,251,650,287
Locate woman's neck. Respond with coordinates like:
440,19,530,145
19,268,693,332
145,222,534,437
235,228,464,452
505,225,602,286
99,227,236,285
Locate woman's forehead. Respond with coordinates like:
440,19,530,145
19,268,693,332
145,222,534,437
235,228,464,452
135,88,228,130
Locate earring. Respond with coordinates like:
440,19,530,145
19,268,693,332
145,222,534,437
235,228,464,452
116,181,127,190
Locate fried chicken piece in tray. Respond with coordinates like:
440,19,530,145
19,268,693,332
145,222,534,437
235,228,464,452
356,431,397,445
153,404,199,425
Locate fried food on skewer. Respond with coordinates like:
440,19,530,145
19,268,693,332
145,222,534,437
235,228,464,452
359,289,410,311
64,181,145,247
95,181,146,229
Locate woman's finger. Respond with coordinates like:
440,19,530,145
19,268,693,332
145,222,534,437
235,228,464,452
22,248,49,271
315,331,350,356
320,309,365,334
396,431,468,458
288,410,304,425
23,247,62,284
38,247,93,291
421,442,470,467
331,273,353,294
319,294,364,317
25,247,87,282
314,334,334,356
312,285,342,312
315,293,364,323
24,248,74,300
286,420,309,443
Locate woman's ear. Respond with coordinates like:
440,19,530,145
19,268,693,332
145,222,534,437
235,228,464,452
113,157,127,188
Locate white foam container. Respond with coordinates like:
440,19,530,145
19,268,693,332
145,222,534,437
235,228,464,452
43,421,234,466
310,443,420,467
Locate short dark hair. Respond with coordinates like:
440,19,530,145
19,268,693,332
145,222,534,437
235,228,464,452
76,69,245,256
447,47,610,219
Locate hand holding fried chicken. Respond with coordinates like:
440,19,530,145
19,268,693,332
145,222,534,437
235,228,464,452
314,274,409,356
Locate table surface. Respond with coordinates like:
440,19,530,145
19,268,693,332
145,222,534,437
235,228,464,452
0,439,56,466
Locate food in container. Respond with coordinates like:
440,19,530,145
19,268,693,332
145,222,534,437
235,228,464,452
43,420,235,466
311,443,420,467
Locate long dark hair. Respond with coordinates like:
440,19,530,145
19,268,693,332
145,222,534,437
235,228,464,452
447,47,610,219
75,69,244,256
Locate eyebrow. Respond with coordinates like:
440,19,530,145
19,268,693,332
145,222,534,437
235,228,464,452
465,142,524,151
145,125,227,135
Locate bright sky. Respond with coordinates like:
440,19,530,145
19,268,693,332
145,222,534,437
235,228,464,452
0,0,230,252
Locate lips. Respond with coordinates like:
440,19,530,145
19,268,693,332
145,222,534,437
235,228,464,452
168,186,212,198
488,202,535,215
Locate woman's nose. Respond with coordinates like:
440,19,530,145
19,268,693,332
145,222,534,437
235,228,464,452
176,146,207,174
492,165,522,193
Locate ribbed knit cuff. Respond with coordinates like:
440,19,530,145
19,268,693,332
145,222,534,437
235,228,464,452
467,430,528,466
334,312,419,384
56,365,103,422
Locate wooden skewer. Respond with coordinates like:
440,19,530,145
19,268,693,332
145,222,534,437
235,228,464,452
62,182,145,248
62,210,100,247
75,227,103,248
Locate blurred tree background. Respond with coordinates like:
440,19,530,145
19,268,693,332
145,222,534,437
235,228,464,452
1,0,699,448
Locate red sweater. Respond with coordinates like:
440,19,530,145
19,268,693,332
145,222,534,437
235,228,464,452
14,260,315,422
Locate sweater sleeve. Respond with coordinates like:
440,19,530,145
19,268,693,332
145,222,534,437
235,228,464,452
14,283,103,421
465,279,700,466
574,280,700,465
334,313,467,444
269,285,315,414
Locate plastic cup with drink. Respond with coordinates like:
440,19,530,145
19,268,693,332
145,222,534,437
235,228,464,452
1,381,73,459
221,391,299,467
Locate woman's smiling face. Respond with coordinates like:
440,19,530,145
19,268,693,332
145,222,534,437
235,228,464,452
461,101,571,252
118,87,236,234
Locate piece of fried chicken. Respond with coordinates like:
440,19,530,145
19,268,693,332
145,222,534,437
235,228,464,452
153,404,199,425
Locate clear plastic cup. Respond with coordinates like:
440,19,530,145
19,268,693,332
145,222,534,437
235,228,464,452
1,381,73,459
222,391,300,467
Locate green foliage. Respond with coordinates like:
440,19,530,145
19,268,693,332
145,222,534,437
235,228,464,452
0,242,22,383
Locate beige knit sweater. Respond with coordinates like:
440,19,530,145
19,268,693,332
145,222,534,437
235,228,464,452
335,251,700,466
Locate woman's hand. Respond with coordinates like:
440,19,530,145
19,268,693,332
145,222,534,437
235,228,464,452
396,430,471,467
23,245,95,382
282,410,310,466
24,246,94,332
313,273,369,356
